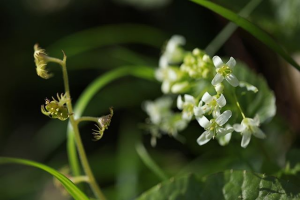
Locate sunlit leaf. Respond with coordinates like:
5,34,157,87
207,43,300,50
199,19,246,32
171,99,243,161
137,170,300,199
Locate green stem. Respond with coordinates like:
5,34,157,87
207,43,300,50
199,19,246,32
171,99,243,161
205,0,262,56
52,55,107,200
136,142,168,181
233,91,246,119
67,66,155,181
76,116,99,124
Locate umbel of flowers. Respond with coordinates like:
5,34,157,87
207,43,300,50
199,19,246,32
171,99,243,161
143,35,272,148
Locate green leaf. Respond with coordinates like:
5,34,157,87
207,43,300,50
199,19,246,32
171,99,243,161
47,24,167,57
137,170,300,199
0,157,89,200
233,62,276,123
191,0,300,71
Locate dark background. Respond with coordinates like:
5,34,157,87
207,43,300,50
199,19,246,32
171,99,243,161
0,0,299,199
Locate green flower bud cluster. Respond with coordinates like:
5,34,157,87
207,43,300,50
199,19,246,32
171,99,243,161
181,48,214,79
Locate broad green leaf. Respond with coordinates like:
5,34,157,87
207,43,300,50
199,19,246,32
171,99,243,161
47,24,167,57
233,62,276,123
137,170,300,199
0,157,89,200
191,0,300,71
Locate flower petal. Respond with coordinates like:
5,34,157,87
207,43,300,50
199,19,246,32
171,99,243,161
212,73,224,86
217,94,226,107
184,94,195,104
159,55,168,68
161,81,171,94
218,132,232,146
182,111,193,121
226,57,236,69
241,132,251,148
252,115,260,126
212,56,223,68
225,74,239,87
202,92,213,103
233,124,245,132
177,95,183,110
194,106,204,117
216,110,232,126
252,127,266,139
197,116,210,129
167,69,177,81
197,131,212,145
217,127,233,137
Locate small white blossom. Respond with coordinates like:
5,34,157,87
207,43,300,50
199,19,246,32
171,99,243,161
233,115,266,148
214,83,224,94
193,92,226,117
212,56,239,87
196,110,233,145
143,97,173,125
217,124,233,146
171,81,189,93
155,67,179,93
159,35,186,68
177,94,196,121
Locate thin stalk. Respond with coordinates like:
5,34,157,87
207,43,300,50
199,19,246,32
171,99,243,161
67,66,154,180
136,142,168,181
54,55,106,200
76,116,99,124
205,0,262,56
233,91,246,119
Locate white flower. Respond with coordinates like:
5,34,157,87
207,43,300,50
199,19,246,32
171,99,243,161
196,110,233,145
212,56,239,87
193,92,226,117
214,83,224,94
143,97,173,125
159,35,186,68
233,115,266,148
177,94,196,120
171,81,189,93
217,124,233,146
155,67,179,93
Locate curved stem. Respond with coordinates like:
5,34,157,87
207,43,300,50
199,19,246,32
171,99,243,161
67,66,155,180
76,116,99,124
58,56,106,200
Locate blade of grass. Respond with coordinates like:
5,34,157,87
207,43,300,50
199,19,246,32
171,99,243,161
205,0,262,55
191,0,300,71
0,157,89,200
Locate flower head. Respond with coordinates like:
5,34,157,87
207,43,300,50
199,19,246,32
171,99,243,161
212,56,239,87
233,115,266,148
155,66,181,93
144,97,173,125
177,94,196,120
34,44,52,79
93,107,114,141
180,48,213,79
196,110,233,145
193,92,226,117
41,93,70,121
159,35,186,68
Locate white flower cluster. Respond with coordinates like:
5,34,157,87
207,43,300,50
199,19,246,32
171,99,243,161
144,35,266,148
